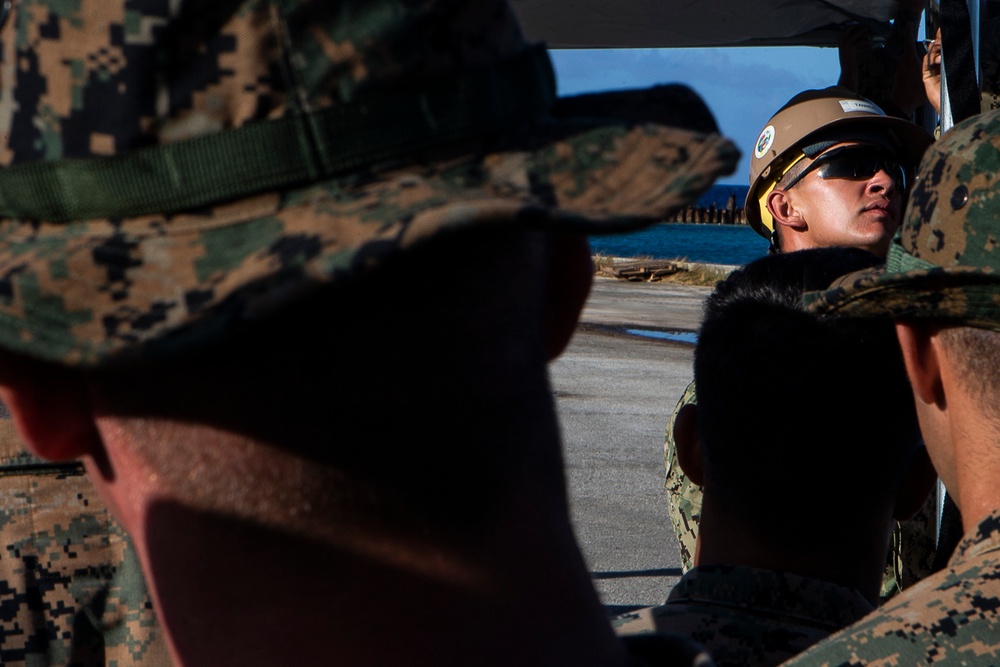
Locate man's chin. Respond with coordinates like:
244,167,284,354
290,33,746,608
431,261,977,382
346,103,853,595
864,233,894,259
859,216,898,258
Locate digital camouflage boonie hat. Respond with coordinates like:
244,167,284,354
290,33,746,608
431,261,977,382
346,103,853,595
0,0,739,367
807,109,1000,330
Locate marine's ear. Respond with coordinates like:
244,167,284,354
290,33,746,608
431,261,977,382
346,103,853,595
895,321,944,408
766,189,807,231
673,403,705,485
0,352,101,461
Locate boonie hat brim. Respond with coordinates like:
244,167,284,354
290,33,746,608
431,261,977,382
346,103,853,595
0,82,739,366
805,250,1000,332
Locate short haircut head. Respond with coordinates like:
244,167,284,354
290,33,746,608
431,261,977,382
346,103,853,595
694,247,921,537
939,325,1000,424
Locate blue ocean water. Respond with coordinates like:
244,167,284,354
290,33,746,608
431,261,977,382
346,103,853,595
588,223,766,266
587,184,764,266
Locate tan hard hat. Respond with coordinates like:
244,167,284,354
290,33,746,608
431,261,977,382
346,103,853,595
746,86,934,238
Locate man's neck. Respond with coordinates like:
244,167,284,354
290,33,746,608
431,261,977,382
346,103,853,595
140,495,631,667
930,360,1000,535
696,498,892,606
949,416,1000,535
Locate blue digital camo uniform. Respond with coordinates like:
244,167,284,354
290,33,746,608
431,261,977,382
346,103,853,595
790,109,1000,666
614,565,873,667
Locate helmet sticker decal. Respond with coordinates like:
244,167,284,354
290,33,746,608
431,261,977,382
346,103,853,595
839,99,886,116
755,125,775,159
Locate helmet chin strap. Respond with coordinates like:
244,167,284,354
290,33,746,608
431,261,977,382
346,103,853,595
768,228,781,254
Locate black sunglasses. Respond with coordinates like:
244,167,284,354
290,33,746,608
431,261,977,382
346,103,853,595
781,145,907,191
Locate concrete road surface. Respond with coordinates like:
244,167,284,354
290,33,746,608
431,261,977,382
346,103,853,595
550,276,712,616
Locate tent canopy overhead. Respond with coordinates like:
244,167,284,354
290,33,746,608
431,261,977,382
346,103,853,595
510,0,903,48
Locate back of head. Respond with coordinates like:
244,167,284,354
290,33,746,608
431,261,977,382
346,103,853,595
79,226,600,666
694,247,922,543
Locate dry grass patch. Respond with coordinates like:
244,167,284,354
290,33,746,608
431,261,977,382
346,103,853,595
660,261,732,286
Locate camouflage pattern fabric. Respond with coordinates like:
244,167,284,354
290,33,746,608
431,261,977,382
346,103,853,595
878,493,939,603
806,109,1000,323
663,379,699,572
0,0,739,368
612,564,873,667
895,491,939,592
0,418,169,666
0,0,533,165
0,118,737,367
663,382,938,602
784,508,1000,666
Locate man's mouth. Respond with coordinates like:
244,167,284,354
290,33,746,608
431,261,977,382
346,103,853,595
863,200,896,219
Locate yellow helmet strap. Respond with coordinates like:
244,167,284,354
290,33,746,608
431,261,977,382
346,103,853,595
756,152,807,234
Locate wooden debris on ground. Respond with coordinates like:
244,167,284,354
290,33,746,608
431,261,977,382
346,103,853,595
599,259,680,282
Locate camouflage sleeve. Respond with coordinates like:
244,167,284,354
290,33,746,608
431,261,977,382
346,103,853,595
0,417,171,665
784,555,1000,666
664,379,701,573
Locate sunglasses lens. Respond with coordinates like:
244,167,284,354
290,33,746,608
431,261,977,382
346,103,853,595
815,149,905,188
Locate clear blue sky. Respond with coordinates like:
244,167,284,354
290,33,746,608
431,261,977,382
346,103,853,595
549,48,844,185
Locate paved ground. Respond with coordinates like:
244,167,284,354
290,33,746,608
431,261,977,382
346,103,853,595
549,276,712,615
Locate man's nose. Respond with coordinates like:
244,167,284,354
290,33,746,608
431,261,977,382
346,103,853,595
868,166,898,194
